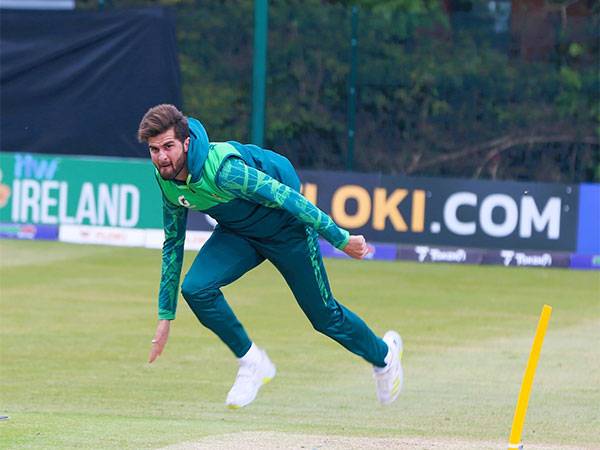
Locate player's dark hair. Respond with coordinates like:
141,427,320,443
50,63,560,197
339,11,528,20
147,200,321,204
137,104,189,143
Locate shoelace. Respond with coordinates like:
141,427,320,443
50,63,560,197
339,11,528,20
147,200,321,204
230,362,258,394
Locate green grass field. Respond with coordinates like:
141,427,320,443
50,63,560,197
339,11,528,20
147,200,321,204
1,239,599,449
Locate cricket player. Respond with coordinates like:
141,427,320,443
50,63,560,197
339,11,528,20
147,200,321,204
138,104,403,408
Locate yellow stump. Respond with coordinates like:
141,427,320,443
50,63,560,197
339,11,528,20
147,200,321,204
508,304,552,450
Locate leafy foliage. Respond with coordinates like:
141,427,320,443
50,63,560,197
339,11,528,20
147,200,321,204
77,0,599,182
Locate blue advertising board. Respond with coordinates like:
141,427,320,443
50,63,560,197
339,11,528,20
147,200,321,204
576,183,600,254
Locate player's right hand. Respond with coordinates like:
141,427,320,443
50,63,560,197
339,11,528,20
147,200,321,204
149,319,171,363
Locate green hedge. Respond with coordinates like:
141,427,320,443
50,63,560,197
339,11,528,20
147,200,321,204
78,0,599,182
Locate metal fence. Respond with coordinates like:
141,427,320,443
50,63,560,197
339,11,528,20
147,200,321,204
81,1,600,182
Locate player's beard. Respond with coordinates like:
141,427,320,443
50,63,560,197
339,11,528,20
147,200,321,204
158,151,187,180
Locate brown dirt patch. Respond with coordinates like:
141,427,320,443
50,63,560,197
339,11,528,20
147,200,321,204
160,431,597,450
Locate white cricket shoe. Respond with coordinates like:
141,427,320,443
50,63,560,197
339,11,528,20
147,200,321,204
226,344,276,409
373,330,403,405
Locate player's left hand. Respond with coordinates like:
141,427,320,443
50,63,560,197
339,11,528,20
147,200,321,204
148,319,171,363
342,234,370,259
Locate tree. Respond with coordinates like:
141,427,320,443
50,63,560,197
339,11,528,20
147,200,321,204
76,0,599,181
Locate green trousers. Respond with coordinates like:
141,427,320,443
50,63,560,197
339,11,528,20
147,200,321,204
180,222,388,367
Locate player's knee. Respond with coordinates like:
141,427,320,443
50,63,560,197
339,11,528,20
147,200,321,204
309,308,343,335
181,276,216,303
180,277,195,300
311,319,329,334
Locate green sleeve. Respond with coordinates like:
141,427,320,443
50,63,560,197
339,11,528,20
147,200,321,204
216,158,350,249
158,195,188,320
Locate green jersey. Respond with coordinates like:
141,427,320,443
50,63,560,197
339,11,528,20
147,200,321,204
154,118,350,320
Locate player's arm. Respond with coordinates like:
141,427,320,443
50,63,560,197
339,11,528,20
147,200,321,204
157,196,188,319
216,158,368,258
149,195,188,363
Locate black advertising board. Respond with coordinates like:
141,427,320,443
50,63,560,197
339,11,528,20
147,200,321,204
395,245,571,268
482,249,571,268
298,170,579,252
0,7,181,158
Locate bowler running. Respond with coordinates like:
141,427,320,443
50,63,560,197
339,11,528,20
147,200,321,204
139,104,403,408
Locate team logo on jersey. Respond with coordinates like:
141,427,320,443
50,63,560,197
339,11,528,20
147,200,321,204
178,195,192,208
